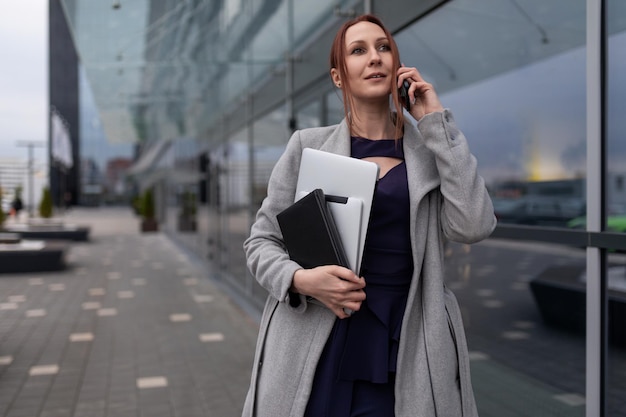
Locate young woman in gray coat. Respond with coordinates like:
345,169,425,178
243,14,496,417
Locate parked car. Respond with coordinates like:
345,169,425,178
493,196,585,227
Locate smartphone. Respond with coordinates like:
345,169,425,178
399,79,411,111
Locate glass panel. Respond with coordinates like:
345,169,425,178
61,0,150,144
395,0,587,229
162,138,202,253
205,140,223,268
607,0,626,415
325,89,344,126
78,65,134,206
446,240,586,416
244,106,291,307
214,127,249,294
296,100,321,129
293,0,340,43
394,0,587,415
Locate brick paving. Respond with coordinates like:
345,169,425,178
0,208,258,417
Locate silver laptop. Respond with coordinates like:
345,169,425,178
295,148,379,274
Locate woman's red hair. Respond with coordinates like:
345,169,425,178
329,14,405,139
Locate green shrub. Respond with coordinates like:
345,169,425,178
141,189,155,219
39,186,54,218
131,195,142,215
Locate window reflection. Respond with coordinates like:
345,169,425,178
325,90,344,126
607,1,626,415
439,47,587,229
394,0,597,230
296,100,321,130
79,65,134,206
394,1,592,415
445,240,587,416
607,30,626,235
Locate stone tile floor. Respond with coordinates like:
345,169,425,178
2,207,624,416
0,208,258,417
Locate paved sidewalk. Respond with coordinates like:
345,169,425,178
0,207,259,417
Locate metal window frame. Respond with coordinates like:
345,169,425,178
586,0,608,415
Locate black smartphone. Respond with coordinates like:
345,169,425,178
399,79,411,111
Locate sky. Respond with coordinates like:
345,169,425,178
0,1,48,160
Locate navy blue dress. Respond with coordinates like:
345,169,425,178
304,137,414,417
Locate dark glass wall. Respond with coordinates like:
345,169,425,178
48,0,80,206
49,0,79,207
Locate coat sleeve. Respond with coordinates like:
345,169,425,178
243,130,310,311
417,109,497,243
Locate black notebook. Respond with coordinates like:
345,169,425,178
277,188,349,269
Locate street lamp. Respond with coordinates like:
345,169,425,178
16,141,45,217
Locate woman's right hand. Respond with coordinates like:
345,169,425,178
291,265,366,319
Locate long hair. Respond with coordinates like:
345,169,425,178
329,14,405,139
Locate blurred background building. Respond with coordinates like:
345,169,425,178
0,157,47,215
47,1,625,416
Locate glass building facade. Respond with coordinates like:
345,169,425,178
58,0,625,415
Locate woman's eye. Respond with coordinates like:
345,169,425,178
351,47,365,55
378,44,391,52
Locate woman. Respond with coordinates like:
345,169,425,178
243,14,496,417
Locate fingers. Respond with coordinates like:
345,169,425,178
397,67,430,94
397,65,423,88
293,265,363,295
324,265,365,288
397,67,435,99
396,66,444,118
331,288,366,319
293,265,367,319
333,277,366,316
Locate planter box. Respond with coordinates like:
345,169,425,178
0,240,68,273
3,224,91,241
177,216,197,232
530,265,626,347
141,218,158,232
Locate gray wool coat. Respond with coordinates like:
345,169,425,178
242,110,496,417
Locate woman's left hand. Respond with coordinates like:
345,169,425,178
397,66,444,120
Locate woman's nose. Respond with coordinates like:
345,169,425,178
368,50,381,65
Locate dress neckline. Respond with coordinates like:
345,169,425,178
351,136,404,160
351,136,398,142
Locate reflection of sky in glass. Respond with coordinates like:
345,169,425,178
439,32,626,186
608,32,626,173
79,65,134,173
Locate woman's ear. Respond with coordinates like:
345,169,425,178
330,68,342,88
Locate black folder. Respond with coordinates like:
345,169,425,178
277,188,349,269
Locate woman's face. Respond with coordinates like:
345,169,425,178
338,21,394,104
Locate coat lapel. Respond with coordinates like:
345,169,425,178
319,119,351,156
403,120,441,206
